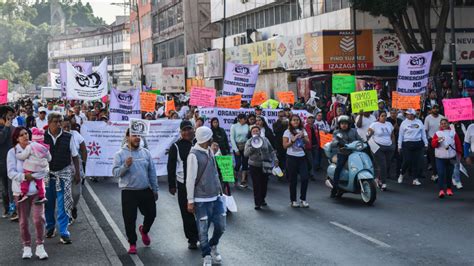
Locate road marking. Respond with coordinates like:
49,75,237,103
84,181,144,266
330,221,391,248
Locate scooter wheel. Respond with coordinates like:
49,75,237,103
360,180,377,206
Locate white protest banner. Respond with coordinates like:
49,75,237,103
222,62,259,102
130,119,150,136
396,51,432,95
81,120,181,177
109,88,141,121
66,58,108,100
59,62,92,99
50,72,61,90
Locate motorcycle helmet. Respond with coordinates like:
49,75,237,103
337,115,351,125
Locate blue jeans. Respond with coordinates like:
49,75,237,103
194,199,226,257
436,158,454,190
334,153,349,189
45,178,70,238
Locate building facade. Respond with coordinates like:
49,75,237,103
48,16,131,86
130,0,154,85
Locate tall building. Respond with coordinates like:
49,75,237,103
130,0,153,86
48,16,131,86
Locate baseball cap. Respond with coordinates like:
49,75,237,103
180,120,193,130
38,107,47,113
405,109,416,115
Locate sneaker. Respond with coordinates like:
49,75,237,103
17,195,28,203
261,201,268,206
290,201,300,208
59,236,72,244
2,211,8,218
188,242,198,250
412,179,421,186
34,197,47,205
139,225,151,246
211,246,222,263
239,182,248,188
68,218,75,226
46,228,56,238
431,175,438,182
446,188,454,196
203,255,212,266
397,174,404,184
254,206,261,210
10,212,18,222
381,184,387,191
128,244,137,254
35,244,48,260
71,207,78,220
300,200,309,208
22,246,32,259
439,190,445,198
455,182,463,189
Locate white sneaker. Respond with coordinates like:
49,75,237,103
22,246,32,259
455,181,463,189
431,175,438,182
290,201,300,208
211,245,222,263
397,174,404,184
412,179,422,186
381,184,387,191
35,244,48,260
203,255,212,266
300,200,309,208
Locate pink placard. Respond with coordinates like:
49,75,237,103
442,98,473,122
189,87,216,107
0,80,7,104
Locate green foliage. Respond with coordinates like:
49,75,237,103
0,58,33,86
350,0,409,18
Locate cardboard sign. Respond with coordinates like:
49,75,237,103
277,91,295,104
0,80,7,104
332,75,356,94
261,99,280,109
165,99,176,116
350,90,378,113
149,90,161,95
216,95,242,109
442,98,473,122
251,91,268,107
396,51,433,95
189,87,216,107
140,92,157,112
215,155,235,182
319,131,333,149
129,119,150,136
392,91,421,110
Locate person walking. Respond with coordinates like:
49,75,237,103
1,105,16,220
113,128,158,254
167,121,199,250
367,111,395,191
431,119,462,198
186,126,226,266
43,113,81,244
230,114,249,188
7,127,48,260
282,115,310,208
35,107,48,130
244,126,278,210
304,114,320,180
387,109,404,180
424,104,444,181
210,118,230,155
397,109,428,186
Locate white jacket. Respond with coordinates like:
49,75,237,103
434,129,457,159
7,144,38,196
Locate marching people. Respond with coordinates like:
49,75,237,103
255,115,275,146
282,114,310,208
273,110,288,176
387,109,404,179
186,126,226,266
1,105,16,220
424,104,445,181
450,121,466,189
304,114,320,180
367,111,395,190
244,125,278,210
431,119,462,198
167,120,199,250
355,110,377,142
464,122,474,165
7,127,48,260
210,118,230,156
397,109,428,186
230,114,250,188
44,112,81,244
113,128,158,254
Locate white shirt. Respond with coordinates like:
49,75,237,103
35,117,48,129
7,145,38,196
397,118,428,149
179,106,189,119
424,114,445,138
186,145,218,203
47,130,79,157
283,129,308,157
315,120,331,132
369,121,393,146
70,130,84,151
356,115,376,141
465,124,474,153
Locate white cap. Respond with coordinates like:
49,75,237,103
38,107,47,113
405,109,416,115
195,126,213,144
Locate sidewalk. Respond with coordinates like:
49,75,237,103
0,198,119,265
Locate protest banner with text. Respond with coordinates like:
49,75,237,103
222,62,259,101
216,95,242,109
392,91,421,110
0,80,7,104
332,75,356,94
396,51,432,95
319,131,333,149
442,98,473,122
109,88,141,121
351,90,378,113
277,91,295,104
140,92,157,112
66,59,108,100
251,91,268,107
189,87,216,107
215,156,235,182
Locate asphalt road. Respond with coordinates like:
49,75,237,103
82,164,474,266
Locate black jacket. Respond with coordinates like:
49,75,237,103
272,120,287,151
167,139,193,190
0,125,14,170
44,130,72,172
212,127,230,155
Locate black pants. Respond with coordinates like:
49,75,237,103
373,145,394,183
177,182,198,244
249,166,269,207
1,168,10,214
401,141,425,180
427,138,437,175
276,148,287,171
121,189,157,245
286,155,309,201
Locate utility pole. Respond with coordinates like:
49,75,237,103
352,5,358,76
450,0,458,95
222,0,226,89
135,1,145,88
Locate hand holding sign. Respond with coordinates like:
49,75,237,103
130,119,150,136
215,156,235,182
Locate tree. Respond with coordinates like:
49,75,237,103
0,58,33,86
350,0,450,78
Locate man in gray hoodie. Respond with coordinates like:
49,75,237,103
113,128,158,255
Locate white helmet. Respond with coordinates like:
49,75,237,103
337,115,351,125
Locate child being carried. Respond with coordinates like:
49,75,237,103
16,127,51,204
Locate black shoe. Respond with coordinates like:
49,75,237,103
72,207,78,220
9,213,18,222
261,201,268,206
330,188,338,198
188,242,198,250
46,228,56,238
60,236,72,244
254,206,261,210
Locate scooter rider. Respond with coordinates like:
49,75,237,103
330,115,363,198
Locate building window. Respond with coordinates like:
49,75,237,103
157,35,185,63
274,6,281,24
265,8,274,27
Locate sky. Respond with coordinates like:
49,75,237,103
85,0,128,24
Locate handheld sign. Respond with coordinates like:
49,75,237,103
189,87,216,107
0,80,7,104
319,131,333,149
350,90,378,113
215,156,235,182
216,95,242,109
140,92,157,112
442,98,473,122
332,75,356,94
277,91,295,104
130,119,150,136
251,91,268,107
392,91,421,110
